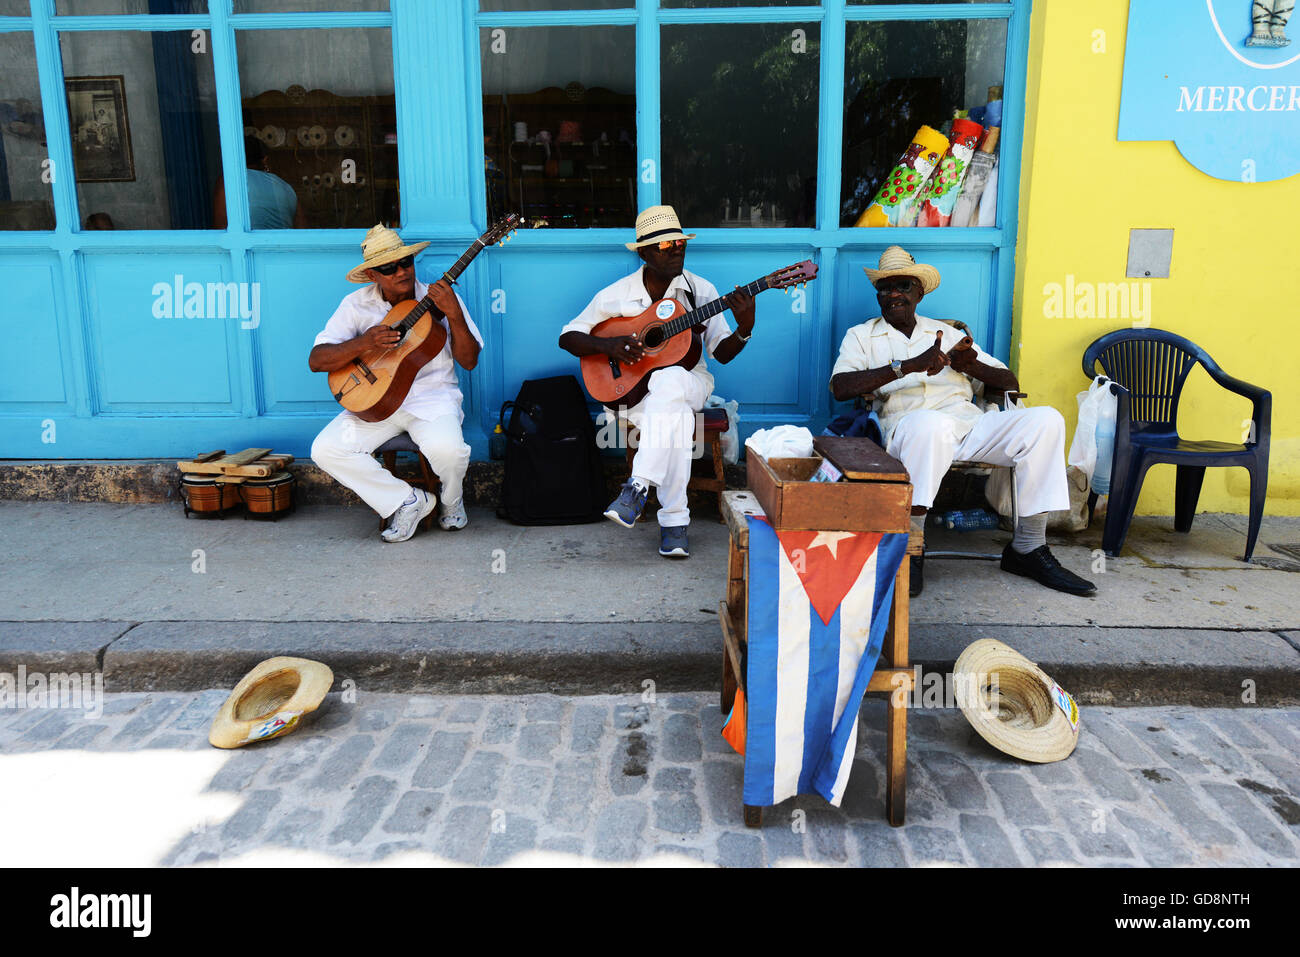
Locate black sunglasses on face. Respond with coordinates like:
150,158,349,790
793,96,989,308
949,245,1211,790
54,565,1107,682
876,279,917,296
373,255,415,276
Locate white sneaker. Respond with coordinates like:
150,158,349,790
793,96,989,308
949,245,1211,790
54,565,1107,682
382,489,436,543
439,499,468,531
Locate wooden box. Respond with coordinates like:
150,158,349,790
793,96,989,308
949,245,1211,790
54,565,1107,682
747,453,911,533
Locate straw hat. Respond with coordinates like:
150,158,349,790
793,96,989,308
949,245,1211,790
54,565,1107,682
346,224,430,283
953,639,1080,763
864,245,941,296
625,204,697,251
208,657,334,749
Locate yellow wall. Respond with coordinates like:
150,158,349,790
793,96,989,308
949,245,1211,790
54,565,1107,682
1013,0,1299,515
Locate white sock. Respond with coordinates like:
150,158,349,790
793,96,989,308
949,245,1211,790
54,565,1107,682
630,476,651,493
1012,513,1047,554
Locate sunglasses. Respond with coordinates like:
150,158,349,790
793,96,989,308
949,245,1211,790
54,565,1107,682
373,255,415,276
655,239,687,251
876,278,917,295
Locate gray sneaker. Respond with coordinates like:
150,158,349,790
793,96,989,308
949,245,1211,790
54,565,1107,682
659,524,689,558
382,489,435,542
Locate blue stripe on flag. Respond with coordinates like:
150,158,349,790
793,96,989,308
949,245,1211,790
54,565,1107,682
800,602,840,795
742,516,781,807
810,531,909,801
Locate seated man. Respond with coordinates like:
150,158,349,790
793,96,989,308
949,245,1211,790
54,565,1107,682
309,224,483,542
559,205,755,559
830,245,1094,598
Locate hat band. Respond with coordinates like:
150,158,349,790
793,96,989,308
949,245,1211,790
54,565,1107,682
636,226,684,243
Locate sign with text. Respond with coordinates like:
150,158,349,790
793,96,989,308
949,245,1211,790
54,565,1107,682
1119,0,1300,182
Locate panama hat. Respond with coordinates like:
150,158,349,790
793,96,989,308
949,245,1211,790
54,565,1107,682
953,639,1080,763
864,245,941,296
209,657,334,749
625,204,697,251
346,224,430,283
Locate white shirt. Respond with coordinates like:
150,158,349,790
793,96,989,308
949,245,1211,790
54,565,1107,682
314,280,484,424
563,267,734,383
832,313,1009,443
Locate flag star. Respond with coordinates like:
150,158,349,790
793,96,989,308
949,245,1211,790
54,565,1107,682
807,531,856,559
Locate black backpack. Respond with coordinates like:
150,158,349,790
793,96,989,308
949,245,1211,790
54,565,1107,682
497,375,608,525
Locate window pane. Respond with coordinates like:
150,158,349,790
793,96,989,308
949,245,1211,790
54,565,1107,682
0,32,56,230
662,22,819,228
662,1,814,7
233,1,387,12
481,26,635,228
841,19,1006,227
0,1,32,14
851,1,1007,5
237,28,396,229
480,1,628,10
60,31,219,230
56,1,207,14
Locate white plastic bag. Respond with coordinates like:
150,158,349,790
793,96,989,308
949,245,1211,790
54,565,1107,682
745,425,814,460
705,394,741,464
1068,376,1116,484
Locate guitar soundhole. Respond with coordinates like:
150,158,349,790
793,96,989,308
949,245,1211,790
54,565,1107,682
643,326,665,349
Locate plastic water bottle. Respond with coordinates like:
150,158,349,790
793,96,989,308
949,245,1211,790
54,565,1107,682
489,423,507,461
940,509,1000,531
1093,403,1116,496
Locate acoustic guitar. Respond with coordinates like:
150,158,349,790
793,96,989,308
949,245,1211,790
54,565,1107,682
328,213,520,422
579,260,818,407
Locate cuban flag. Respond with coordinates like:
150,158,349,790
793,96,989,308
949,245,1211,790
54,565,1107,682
736,516,907,808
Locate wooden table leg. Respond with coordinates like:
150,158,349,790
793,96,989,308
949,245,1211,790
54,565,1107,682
743,804,763,828
885,556,909,826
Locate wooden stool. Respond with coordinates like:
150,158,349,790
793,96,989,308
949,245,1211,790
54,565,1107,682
374,433,442,533
623,407,730,519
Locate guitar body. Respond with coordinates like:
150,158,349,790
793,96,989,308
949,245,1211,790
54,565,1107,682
579,298,703,408
327,300,448,422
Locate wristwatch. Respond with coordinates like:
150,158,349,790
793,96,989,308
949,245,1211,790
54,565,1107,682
736,330,752,343
890,359,904,379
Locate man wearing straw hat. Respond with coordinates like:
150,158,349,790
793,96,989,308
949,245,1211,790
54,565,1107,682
559,205,755,559
309,224,483,542
830,245,1094,597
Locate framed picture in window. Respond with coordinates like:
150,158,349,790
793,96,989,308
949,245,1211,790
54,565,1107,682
65,75,135,183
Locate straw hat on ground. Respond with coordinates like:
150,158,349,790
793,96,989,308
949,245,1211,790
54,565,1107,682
953,639,1080,763
209,657,334,749
625,204,697,251
346,224,430,283
864,245,941,296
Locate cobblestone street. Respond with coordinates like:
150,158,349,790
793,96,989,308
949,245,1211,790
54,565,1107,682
1,691,1296,867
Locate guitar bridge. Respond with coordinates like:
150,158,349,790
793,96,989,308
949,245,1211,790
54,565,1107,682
354,359,378,384
607,357,622,380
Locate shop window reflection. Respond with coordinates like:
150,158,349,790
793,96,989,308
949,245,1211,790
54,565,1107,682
661,22,819,229
480,25,636,229
841,19,1006,228
0,32,56,230
60,30,220,231
235,28,397,229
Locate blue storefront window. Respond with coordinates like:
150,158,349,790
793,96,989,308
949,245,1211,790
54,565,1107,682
0,0,1028,459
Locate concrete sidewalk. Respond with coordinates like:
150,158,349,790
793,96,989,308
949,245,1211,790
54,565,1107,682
1,501,1298,704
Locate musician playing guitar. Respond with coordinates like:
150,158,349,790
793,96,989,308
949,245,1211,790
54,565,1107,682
559,206,755,559
309,225,483,542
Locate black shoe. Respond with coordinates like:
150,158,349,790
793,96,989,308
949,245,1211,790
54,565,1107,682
1001,544,1096,596
909,554,924,598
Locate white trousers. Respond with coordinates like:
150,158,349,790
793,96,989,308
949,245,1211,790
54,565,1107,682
887,406,1071,516
623,365,712,528
310,409,470,519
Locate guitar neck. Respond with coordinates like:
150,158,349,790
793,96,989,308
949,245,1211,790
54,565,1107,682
662,277,769,339
393,238,487,334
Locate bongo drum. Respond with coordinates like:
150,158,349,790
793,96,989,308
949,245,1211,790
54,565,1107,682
180,473,241,518
240,471,296,520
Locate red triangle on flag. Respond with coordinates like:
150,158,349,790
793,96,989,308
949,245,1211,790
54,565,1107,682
773,529,882,625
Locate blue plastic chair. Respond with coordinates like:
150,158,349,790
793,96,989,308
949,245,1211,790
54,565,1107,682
1082,330,1270,561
